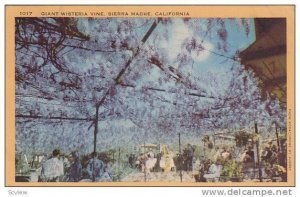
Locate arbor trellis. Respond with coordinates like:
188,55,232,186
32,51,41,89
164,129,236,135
15,17,285,163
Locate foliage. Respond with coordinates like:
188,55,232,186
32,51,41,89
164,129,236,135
110,164,138,181
202,135,210,143
207,141,214,149
14,17,286,155
235,130,261,147
235,131,253,147
15,153,31,174
221,161,243,178
264,163,287,178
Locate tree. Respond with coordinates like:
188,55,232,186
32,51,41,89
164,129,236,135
15,17,285,155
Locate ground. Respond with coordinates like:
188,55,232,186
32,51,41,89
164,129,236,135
121,171,196,182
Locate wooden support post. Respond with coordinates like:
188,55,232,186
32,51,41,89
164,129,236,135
255,122,263,182
144,141,146,182
178,133,183,182
92,105,99,182
275,123,281,152
118,147,121,171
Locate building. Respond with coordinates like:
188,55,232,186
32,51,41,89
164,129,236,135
239,18,286,103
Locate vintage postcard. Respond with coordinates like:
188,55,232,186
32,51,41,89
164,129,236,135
5,5,295,186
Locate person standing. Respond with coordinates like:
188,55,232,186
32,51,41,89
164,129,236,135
221,148,232,161
66,151,82,182
187,144,194,171
40,149,64,182
85,152,105,181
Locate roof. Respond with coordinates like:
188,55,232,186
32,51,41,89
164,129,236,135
139,143,157,148
239,18,286,103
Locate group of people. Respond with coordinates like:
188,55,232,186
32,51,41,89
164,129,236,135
129,146,176,173
173,144,195,172
194,140,288,182
261,140,286,167
240,139,287,169
39,149,112,182
128,144,196,173
182,144,196,171
196,147,233,182
133,149,159,173
129,144,196,173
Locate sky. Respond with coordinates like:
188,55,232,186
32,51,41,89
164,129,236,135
78,18,255,73
198,19,256,73
131,18,256,100
158,18,256,74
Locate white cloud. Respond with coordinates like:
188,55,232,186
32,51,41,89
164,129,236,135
160,19,213,63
